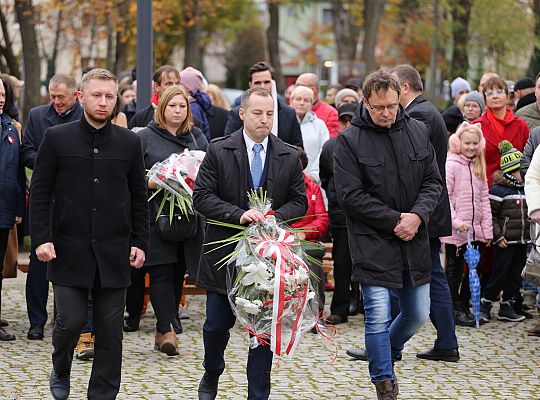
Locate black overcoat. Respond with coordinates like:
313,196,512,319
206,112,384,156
139,121,208,274
406,95,452,239
193,129,308,294
334,105,442,289
29,116,150,288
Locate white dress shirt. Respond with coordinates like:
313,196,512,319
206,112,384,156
243,130,268,172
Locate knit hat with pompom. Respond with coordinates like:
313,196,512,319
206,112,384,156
498,140,522,173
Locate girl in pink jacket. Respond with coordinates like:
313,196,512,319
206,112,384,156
441,122,493,327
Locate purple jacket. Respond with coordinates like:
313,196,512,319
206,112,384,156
440,153,493,246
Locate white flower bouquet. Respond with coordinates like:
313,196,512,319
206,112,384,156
208,190,319,357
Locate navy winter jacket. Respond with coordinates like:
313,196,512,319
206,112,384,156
0,113,25,229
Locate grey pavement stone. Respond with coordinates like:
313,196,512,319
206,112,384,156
0,274,538,399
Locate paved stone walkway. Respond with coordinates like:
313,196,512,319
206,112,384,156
0,274,538,399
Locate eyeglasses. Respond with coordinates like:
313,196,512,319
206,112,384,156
485,89,505,97
366,100,399,112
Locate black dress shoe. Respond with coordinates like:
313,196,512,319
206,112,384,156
346,348,402,362
455,311,476,327
27,325,44,340
416,347,460,362
348,298,359,316
325,314,348,325
50,369,70,400
172,316,183,334
123,317,140,332
198,372,218,400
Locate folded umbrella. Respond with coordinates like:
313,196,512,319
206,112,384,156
463,231,481,328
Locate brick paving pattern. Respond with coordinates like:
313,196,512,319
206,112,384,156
0,275,538,399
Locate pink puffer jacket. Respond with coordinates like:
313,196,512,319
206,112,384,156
440,153,493,246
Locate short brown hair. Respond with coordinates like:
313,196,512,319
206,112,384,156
248,61,274,83
153,65,180,85
80,68,117,92
240,87,273,110
154,85,194,135
483,76,508,99
389,64,423,92
362,70,401,100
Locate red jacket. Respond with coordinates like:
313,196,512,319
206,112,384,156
312,100,340,138
474,110,529,187
291,174,329,240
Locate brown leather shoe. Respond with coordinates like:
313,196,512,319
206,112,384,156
75,333,94,360
374,379,398,400
528,320,540,336
0,317,8,327
0,326,15,341
154,325,179,356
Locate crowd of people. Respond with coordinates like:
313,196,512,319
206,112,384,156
0,59,539,400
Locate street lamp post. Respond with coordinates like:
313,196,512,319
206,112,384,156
136,0,153,112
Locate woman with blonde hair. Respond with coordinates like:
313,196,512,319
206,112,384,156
207,84,231,111
289,85,329,183
440,122,492,327
134,85,207,355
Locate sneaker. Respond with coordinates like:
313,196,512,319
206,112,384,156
480,298,493,323
497,301,526,322
75,333,94,360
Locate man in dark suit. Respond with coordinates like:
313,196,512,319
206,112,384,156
391,64,458,362
193,87,307,400
20,74,84,340
224,61,303,147
30,68,149,400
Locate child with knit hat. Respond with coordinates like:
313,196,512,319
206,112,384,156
482,140,531,322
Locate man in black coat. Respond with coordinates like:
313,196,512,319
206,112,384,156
193,87,307,400
223,61,303,147
20,73,84,341
334,71,442,399
391,64,459,362
30,69,149,400
127,65,180,131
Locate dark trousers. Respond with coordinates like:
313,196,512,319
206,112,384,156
52,285,125,400
330,227,352,317
445,242,484,311
0,229,9,308
484,245,527,301
125,267,145,319
81,292,94,334
428,239,458,350
26,249,50,327
125,250,186,321
203,291,273,400
148,264,175,333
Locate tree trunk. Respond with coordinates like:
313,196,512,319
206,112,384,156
361,0,385,74
331,0,362,80
266,0,284,93
528,0,540,78
0,5,20,76
114,0,131,74
183,0,204,71
46,6,63,82
106,14,115,72
449,0,472,80
14,0,41,124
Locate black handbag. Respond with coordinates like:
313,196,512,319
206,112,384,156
152,133,201,242
154,200,199,242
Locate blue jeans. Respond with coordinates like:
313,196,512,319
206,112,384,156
362,275,430,383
